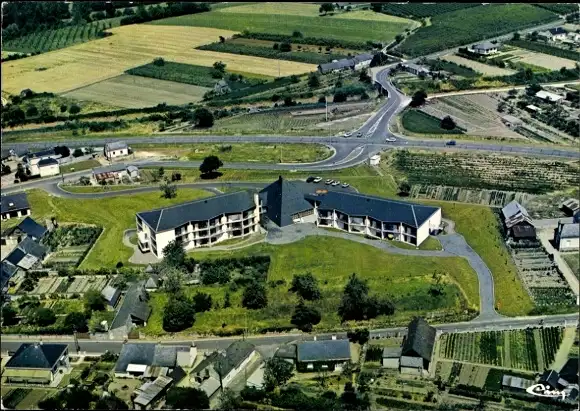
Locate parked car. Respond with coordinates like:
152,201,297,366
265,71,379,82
325,179,333,185
306,176,315,183
344,131,353,137
385,137,397,142
357,132,363,137
341,183,350,188
332,180,340,186
313,177,322,183
446,140,456,146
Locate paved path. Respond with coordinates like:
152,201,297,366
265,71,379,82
533,217,574,229
122,229,160,265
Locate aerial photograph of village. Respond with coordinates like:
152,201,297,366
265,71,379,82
0,1,579,410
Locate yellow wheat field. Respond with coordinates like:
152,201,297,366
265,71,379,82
1,25,316,95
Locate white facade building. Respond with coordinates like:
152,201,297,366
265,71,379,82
37,158,60,177
472,42,499,55
369,154,381,166
104,141,129,160
556,222,580,252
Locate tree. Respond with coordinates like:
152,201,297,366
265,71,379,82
1,164,12,176
218,389,242,410
162,267,185,295
291,300,321,331
162,240,186,268
201,265,230,285
440,116,456,130
370,52,390,68
219,35,225,43
84,289,106,312
30,307,56,326
69,104,81,115
398,181,411,196
153,57,165,66
160,180,177,199
193,292,212,312
79,176,90,186
72,148,84,158
199,155,223,175
527,83,542,95
242,281,268,309
290,273,321,300
292,30,303,38
347,328,370,344
163,297,195,332
410,90,427,107
213,61,227,74
280,42,292,52
93,393,129,410
273,42,279,50
308,72,320,88
284,96,295,106
223,291,231,308
319,3,334,15
63,311,88,333
512,32,521,41
192,107,214,127
26,105,38,117
54,145,71,158
1,305,18,326
264,357,294,391
333,90,347,103
359,69,371,83
497,101,506,113
530,31,539,41
166,387,209,410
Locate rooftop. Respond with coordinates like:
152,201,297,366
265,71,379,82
382,346,402,358
319,59,354,73
400,356,424,368
502,375,534,390
114,342,191,373
536,90,563,102
473,41,497,50
137,191,256,233
93,163,129,175
297,339,351,362
133,375,173,407
401,317,436,362
259,176,315,227
559,223,580,239
5,343,67,370
105,141,128,151
101,285,121,305
109,281,151,330
1,193,30,214
549,27,567,35
6,217,47,240
38,158,59,166
502,200,533,228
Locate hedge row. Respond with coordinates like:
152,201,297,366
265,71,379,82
235,31,377,50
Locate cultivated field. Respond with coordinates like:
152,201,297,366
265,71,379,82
419,94,525,139
30,275,111,296
63,74,209,108
410,186,534,208
2,25,314,95
441,54,516,76
505,47,578,71
150,2,414,43
439,327,564,371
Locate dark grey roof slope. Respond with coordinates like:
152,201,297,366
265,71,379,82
559,223,580,239
1,193,29,214
353,53,374,63
25,149,56,160
6,343,67,369
138,191,255,232
14,217,47,240
402,317,436,362
1,261,18,289
305,191,439,227
38,158,59,166
110,281,151,330
18,237,46,259
549,27,567,35
4,247,26,266
114,343,190,372
214,341,256,376
559,358,579,385
297,339,351,362
259,177,314,227
93,163,128,175
319,59,354,73
382,347,402,358
145,274,160,289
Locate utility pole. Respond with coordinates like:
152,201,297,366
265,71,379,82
73,328,80,354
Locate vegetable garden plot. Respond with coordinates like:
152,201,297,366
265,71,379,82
43,225,102,268
409,185,534,207
439,327,564,371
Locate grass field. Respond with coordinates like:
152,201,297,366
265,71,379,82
401,110,465,135
63,74,210,108
398,4,557,57
562,253,579,280
388,236,442,251
132,142,333,163
441,54,516,76
2,25,314,95
143,236,479,335
150,2,414,44
26,188,212,269
61,185,148,193
60,159,101,174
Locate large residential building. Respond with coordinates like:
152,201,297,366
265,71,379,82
3,343,69,384
136,191,261,258
136,177,442,258
1,193,31,220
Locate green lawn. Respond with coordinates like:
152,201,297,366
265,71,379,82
131,142,333,164
143,236,479,336
398,4,557,57
562,253,580,280
401,109,464,135
15,389,52,410
61,185,153,193
50,299,84,314
27,188,212,268
60,159,101,174
150,4,413,43
388,236,442,251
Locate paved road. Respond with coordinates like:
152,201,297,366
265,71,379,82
2,312,576,355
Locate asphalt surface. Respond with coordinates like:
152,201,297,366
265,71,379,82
2,312,576,355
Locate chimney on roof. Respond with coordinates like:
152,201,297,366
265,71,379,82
278,175,283,183
8,202,14,207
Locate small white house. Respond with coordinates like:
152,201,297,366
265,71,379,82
548,27,568,41
104,141,129,160
369,154,381,166
472,42,498,55
555,222,580,252
38,158,60,177
535,90,563,103
382,347,401,369
501,115,523,128
567,32,580,42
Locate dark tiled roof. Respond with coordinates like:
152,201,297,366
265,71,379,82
512,225,536,239
402,317,436,362
38,158,59,166
214,341,256,377
318,59,354,73
560,358,579,385
25,149,56,160
5,343,67,369
1,261,18,289
114,343,190,372
353,53,374,63
138,191,255,232
145,274,160,289
259,177,314,227
305,191,439,228
93,163,128,175
110,281,151,330
549,27,567,35
4,247,26,266
275,344,297,359
541,370,561,389
18,237,47,259
0,193,29,214
382,347,402,358
297,339,351,362
14,217,47,240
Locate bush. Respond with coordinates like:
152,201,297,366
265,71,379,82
242,281,268,309
69,104,81,115
163,297,195,332
72,148,84,158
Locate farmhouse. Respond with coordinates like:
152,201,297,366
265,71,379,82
92,163,139,183
23,148,60,164
501,200,535,239
548,27,568,41
214,79,231,95
3,343,69,384
108,281,151,339
382,347,402,369
535,90,563,103
114,342,196,378
104,141,129,160
402,63,431,76
555,222,579,252
501,115,523,128
191,341,258,397
400,317,436,375
352,53,374,70
136,177,442,258
318,53,374,74
472,41,499,55
296,339,351,372
1,193,31,220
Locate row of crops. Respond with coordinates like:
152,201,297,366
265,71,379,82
394,150,580,195
3,20,115,54
380,3,481,19
439,327,564,371
409,185,534,207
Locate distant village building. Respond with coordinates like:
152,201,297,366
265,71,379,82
104,141,129,160
296,339,351,372
401,63,431,76
317,53,374,74
547,27,568,41
0,193,31,220
501,200,536,240
92,163,139,184
535,90,564,103
501,115,523,128
214,80,231,95
472,41,499,55
555,221,579,251
37,158,60,177
369,154,381,166
382,347,402,369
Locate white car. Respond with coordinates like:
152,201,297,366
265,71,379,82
313,177,322,183
325,179,333,185
385,137,397,142
332,180,341,186
344,132,353,137
341,183,350,188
